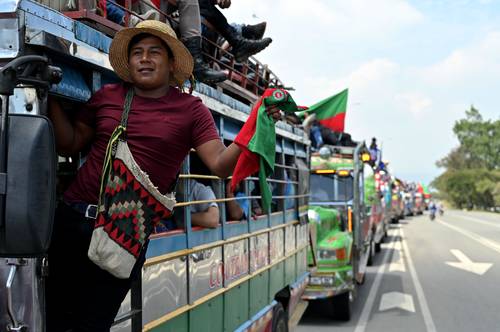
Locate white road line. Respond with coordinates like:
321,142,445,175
439,219,500,254
445,249,492,275
389,258,406,272
400,228,437,332
447,213,500,230
379,291,415,312
354,228,398,332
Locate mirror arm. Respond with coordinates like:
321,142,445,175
5,259,28,331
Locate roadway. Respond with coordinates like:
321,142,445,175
297,209,500,332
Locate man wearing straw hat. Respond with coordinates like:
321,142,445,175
47,20,280,331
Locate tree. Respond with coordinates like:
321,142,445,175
433,106,500,210
452,106,500,170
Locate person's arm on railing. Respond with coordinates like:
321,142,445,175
191,206,219,228
48,97,94,156
226,182,244,220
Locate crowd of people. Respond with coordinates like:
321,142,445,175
45,9,282,328
102,0,272,84
37,0,299,328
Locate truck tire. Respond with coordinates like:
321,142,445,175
272,303,288,332
330,291,351,321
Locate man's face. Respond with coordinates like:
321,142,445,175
128,36,173,90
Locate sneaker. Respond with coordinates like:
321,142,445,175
129,9,160,27
242,22,267,40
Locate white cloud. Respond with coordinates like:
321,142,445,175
394,92,432,117
222,2,499,184
225,0,424,41
421,31,500,86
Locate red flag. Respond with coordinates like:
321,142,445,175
308,89,348,132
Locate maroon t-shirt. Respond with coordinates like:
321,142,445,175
64,83,220,204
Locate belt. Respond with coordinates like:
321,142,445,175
65,201,98,219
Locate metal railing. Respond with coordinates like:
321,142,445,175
52,0,284,101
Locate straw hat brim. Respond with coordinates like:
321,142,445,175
109,24,193,86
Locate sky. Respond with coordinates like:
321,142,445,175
224,0,500,185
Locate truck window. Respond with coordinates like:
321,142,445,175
310,174,354,202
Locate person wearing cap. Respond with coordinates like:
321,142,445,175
47,20,280,332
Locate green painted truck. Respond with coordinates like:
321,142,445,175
302,142,375,321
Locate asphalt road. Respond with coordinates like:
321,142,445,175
297,210,500,332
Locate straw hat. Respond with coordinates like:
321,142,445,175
109,20,193,86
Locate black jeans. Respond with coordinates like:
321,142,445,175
46,203,147,332
198,0,234,39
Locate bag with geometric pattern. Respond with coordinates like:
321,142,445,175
88,89,176,279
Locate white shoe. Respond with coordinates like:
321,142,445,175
129,9,160,27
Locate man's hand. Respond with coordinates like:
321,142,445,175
265,105,282,123
217,0,231,9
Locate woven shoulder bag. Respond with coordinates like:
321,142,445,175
88,89,176,279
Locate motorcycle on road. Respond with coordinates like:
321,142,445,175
429,212,436,221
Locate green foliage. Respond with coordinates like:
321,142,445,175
434,106,500,210
433,169,500,209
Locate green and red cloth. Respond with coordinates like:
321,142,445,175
231,88,298,212
300,88,349,132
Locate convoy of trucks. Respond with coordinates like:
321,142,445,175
0,1,431,330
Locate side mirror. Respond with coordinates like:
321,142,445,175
0,114,56,256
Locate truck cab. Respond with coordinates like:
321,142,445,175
302,142,374,321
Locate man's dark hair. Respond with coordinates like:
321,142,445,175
128,33,174,59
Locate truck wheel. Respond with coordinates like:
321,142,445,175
272,303,288,332
330,291,351,321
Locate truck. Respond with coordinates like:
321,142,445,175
390,177,405,222
302,141,375,320
0,1,311,331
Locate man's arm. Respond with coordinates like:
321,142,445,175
196,105,281,178
196,140,241,178
48,97,94,156
191,206,220,228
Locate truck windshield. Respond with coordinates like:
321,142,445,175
310,174,354,202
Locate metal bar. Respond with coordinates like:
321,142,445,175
272,194,310,199
280,138,285,222
6,264,19,329
113,309,141,325
130,277,142,332
174,196,261,207
179,174,221,180
183,157,193,248
353,142,363,251
220,116,227,239
0,95,8,229
244,176,298,185
275,163,299,170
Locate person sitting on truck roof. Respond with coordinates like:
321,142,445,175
108,0,228,83
369,137,381,167
198,0,272,62
46,19,282,332
163,0,228,83
106,0,160,26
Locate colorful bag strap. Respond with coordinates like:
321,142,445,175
98,88,134,207
120,88,134,129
